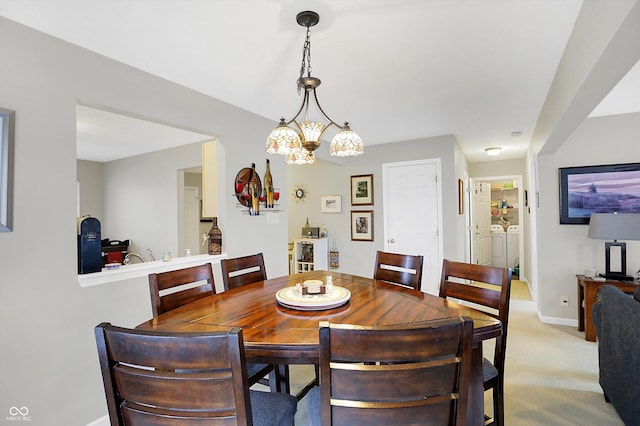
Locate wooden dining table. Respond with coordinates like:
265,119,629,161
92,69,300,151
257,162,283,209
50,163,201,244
137,270,501,425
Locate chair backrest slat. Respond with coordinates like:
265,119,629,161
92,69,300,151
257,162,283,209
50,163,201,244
148,263,215,317
95,323,252,425
221,253,267,291
373,251,424,290
319,318,473,425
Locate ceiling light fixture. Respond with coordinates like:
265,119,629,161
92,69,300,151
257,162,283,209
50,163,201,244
266,11,364,165
485,147,502,156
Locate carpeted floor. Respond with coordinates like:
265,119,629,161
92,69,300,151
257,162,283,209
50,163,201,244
488,284,622,425
510,279,532,300
262,279,623,425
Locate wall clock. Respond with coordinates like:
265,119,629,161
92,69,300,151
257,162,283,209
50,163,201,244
292,184,308,203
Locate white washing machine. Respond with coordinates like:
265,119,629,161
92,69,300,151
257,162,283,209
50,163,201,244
491,224,506,268
507,225,519,271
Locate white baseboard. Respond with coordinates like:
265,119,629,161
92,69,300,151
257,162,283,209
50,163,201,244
537,311,579,327
86,415,109,426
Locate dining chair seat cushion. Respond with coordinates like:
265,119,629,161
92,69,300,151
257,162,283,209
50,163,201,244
247,362,272,380
306,386,321,426
483,357,499,382
250,390,297,426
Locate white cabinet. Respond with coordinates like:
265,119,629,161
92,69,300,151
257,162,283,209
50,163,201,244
293,238,328,273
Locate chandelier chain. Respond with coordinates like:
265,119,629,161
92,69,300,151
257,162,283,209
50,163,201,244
298,26,313,95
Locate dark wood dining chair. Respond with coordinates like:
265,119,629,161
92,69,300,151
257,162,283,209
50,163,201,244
373,250,424,290
307,317,473,426
95,323,297,426
148,263,276,390
148,263,216,317
438,259,513,426
221,253,267,291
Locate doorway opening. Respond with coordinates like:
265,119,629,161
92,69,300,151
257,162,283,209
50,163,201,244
469,175,524,281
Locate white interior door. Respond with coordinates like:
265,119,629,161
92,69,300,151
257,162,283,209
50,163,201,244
471,181,491,265
383,159,442,294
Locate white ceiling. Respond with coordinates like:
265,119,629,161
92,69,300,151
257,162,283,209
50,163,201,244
75,105,213,162
2,0,639,163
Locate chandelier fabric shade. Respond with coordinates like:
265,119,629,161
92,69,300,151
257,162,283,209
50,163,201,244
265,11,363,164
266,118,302,155
286,149,316,165
330,123,364,157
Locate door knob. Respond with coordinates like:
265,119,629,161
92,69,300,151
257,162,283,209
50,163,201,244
389,239,395,243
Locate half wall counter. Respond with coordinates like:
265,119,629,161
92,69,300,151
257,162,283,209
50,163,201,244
78,254,227,288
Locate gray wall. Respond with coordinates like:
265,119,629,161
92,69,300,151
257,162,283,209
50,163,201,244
469,158,526,178
288,135,467,279
537,112,640,319
100,141,202,256
0,17,288,425
77,160,104,219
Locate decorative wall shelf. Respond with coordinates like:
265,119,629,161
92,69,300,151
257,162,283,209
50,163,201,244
231,196,283,214
78,253,227,287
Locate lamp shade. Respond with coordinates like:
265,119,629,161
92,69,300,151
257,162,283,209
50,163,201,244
299,121,326,143
330,123,364,157
285,149,315,165
266,119,301,155
588,213,640,241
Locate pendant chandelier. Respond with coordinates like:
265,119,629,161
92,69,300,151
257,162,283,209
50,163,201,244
266,11,364,165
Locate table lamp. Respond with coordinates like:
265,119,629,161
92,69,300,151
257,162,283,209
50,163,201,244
588,213,640,281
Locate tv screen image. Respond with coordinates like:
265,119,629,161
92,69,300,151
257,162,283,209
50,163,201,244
559,162,640,224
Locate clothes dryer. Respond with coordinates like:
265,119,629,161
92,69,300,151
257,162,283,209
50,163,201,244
491,224,506,268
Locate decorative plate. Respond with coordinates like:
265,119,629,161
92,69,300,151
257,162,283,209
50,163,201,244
234,167,262,207
276,285,351,311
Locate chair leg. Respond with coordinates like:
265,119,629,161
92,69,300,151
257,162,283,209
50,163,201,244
492,382,504,426
270,364,290,394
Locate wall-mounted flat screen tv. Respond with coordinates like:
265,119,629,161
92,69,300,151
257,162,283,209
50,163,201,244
559,162,640,224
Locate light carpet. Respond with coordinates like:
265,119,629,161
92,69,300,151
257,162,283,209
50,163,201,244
260,280,623,425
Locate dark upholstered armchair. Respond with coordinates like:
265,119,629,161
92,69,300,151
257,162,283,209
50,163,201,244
592,284,640,425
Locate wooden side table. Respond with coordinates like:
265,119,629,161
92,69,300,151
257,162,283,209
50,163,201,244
577,274,638,342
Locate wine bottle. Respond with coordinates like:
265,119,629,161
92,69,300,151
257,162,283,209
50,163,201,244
208,217,222,255
264,159,274,208
249,163,260,215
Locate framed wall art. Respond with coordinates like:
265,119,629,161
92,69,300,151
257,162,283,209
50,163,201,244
321,195,342,213
350,174,373,206
558,162,640,224
351,210,374,241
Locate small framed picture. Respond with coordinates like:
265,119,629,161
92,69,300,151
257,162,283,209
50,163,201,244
321,195,342,213
351,174,374,205
351,210,374,241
